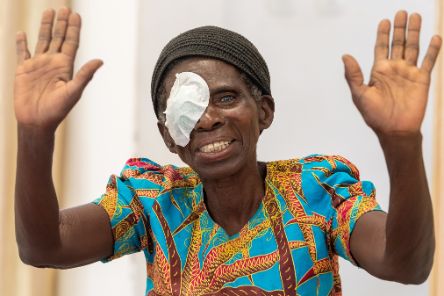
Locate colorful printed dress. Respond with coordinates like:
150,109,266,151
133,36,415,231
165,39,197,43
93,154,382,295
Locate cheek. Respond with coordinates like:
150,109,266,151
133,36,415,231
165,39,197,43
227,104,261,141
176,146,194,165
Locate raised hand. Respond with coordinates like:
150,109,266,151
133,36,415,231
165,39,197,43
14,8,103,131
343,11,442,136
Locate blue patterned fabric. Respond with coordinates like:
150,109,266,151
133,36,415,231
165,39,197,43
93,154,382,295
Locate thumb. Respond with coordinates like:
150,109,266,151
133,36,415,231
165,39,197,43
342,54,366,102
67,59,103,98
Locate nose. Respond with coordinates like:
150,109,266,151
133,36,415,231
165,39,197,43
195,105,224,131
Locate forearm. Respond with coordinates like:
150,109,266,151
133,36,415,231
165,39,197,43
15,125,62,263
379,132,434,282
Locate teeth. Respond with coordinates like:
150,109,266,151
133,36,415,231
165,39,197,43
200,141,231,153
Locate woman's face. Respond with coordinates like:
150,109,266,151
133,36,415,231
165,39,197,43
158,58,274,181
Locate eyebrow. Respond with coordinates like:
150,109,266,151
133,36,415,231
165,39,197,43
209,85,239,96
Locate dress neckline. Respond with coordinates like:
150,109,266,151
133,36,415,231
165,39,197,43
197,161,271,239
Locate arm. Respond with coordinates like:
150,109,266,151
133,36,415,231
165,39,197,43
14,8,113,268
343,11,442,283
350,134,433,284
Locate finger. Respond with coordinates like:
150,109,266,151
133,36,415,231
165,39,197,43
35,9,55,55
16,32,31,65
49,7,71,53
374,19,390,61
421,35,442,73
405,13,421,65
390,10,408,60
61,13,81,58
67,59,103,99
342,54,366,105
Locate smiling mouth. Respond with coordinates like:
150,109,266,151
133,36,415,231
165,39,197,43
199,140,234,153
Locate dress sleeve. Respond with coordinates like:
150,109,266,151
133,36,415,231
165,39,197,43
302,155,384,264
93,158,162,261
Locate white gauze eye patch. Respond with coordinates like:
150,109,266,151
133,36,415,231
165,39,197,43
164,72,210,147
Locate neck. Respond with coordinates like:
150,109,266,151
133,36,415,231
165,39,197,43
201,160,266,235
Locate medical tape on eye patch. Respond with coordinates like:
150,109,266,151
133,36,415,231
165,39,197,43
164,72,210,147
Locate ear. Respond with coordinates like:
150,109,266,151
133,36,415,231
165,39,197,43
258,95,275,132
157,121,178,154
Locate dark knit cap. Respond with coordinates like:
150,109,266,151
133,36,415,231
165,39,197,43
151,25,271,118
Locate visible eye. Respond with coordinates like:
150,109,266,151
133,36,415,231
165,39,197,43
217,94,236,105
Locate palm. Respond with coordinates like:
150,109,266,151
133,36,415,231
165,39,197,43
14,8,102,131
15,54,74,127
343,11,441,136
358,60,430,133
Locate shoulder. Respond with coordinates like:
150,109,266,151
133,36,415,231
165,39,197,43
267,154,369,216
300,154,360,180
99,157,201,212
96,157,201,225
267,154,360,179
116,157,200,191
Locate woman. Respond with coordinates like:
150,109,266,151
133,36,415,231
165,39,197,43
14,7,441,295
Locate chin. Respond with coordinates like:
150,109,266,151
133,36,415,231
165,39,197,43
191,158,246,181
195,152,260,182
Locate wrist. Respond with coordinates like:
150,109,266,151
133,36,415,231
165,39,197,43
17,124,56,149
377,131,424,174
377,131,423,149
18,123,55,138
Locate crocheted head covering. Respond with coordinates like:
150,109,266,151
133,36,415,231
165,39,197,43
151,25,271,118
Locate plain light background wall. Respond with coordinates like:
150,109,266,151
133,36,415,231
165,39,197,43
58,0,437,295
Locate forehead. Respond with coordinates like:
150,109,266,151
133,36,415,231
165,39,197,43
162,58,246,94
